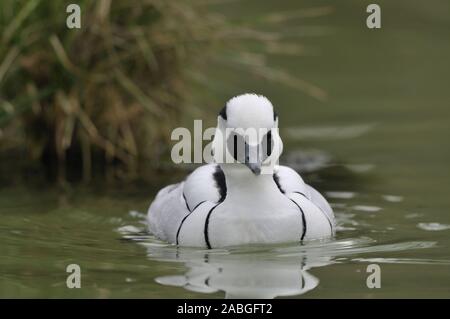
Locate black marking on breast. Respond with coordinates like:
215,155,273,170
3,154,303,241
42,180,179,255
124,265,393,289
175,201,206,245
219,105,227,120
204,204,220,249
290,199,307,241
213,165,227,202
273,173,285,194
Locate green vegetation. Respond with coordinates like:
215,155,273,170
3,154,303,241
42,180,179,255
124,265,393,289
0,0,328,183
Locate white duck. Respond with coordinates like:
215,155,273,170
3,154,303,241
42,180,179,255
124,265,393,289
147,93,335,248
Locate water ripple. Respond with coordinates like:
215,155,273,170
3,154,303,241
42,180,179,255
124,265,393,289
118,223,438,298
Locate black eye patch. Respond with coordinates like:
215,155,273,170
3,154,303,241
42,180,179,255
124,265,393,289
227,132,247,163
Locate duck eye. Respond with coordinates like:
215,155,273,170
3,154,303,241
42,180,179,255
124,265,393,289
227,132,246,163
262,130,273,159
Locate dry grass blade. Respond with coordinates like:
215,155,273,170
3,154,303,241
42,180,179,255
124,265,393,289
49,35,80,75
114,70,163,117
251,65,327,101
0,46,19,84
212,52,327,101
2,0,40,44
260,6,334,24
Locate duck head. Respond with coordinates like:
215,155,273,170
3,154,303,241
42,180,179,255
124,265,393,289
212,93,283,175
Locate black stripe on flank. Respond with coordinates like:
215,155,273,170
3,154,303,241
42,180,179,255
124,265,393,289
213,165,227,202
175,201,206,245
293,191,307,198
326,218,333,233
182,192,191,212
204,204,220,249
192,200,206,211
290,199,307,241
315,205,334,234
318,208,334,234
273,173,285,194
294,191,334,233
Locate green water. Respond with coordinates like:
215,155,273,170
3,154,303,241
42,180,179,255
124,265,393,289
1,0,450,298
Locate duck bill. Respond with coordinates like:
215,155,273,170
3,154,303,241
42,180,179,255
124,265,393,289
245,162,262,176
244,142,262,175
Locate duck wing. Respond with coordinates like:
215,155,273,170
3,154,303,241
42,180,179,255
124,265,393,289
274,165,335,232
147,164,226,244
183,164,226,210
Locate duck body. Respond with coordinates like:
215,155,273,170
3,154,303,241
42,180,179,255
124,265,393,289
148,164,334,248
147,93,335,248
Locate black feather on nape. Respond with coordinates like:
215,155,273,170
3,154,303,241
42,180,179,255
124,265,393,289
273,110,278,121
219,105,227,120
213,165,227,202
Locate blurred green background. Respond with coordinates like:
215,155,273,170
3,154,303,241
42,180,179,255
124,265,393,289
0,0,449,298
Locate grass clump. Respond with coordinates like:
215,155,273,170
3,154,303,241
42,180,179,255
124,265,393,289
0,0,330,184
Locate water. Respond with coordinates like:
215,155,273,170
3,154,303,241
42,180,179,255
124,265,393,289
1,177,448,298
1,0,450,298
1,148,449,298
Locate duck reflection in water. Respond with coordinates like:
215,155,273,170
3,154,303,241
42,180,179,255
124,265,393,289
143,243,334,298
